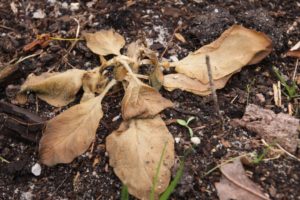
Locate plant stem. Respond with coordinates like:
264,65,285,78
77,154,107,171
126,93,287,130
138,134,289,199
205,56,221,117
98,79,117,101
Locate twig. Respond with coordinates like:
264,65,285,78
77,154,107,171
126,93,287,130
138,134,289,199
0,51,42,82
292,59,299,81
276,144,300,162
205,56,221,117
203,153,249,177
171,107,201,118
160,24,182,59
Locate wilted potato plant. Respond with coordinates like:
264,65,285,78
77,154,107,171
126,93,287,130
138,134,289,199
17,25,272,199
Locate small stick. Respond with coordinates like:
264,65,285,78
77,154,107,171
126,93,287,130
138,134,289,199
205,55,221,117
292,59,299,81
160,24,182,59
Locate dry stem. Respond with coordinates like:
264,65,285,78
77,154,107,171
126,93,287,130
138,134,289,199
205,55,221,117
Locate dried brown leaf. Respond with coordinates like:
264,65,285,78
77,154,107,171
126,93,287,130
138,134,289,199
106,116,175,199
163,73,232,96
39,80,116,166
215,158,270,200
84,29,125,56
232,104,300,153
173,25,272,84
149,64,164,90
81,68,108,102
126,40,144,71
121,76,173,120
39,96,103,166
20,69,85,107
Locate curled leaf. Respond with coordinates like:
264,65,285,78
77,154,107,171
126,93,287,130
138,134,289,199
121,76,173,120
144,47,164,90
126,40,144,72
106,116,175,199
39,79,116,166
163,73,232,96
20,69,85,107
174,25,272,83
84,29,125,56
81,67,108,102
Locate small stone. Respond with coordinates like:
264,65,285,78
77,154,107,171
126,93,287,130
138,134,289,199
31,163,41,176
256,93,265,103
21,191,33,200
61,2,69,9
190,136,201,145
174,137,180,143
170,55,179,62
32,9,46,19
47,0,56,4
70,3,80,11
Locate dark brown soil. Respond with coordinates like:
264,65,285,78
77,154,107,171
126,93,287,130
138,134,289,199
0,0,299,200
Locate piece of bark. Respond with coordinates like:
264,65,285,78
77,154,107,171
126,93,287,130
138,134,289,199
0,64,18,83
215,158,270,200
232,104,299,153
0,101,44,143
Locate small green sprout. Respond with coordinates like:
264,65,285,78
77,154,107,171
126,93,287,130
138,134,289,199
176,117,195,137
273,67,299,100
121,184,129,200
0,156,9,163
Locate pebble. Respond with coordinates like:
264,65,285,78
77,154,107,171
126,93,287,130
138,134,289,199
70,3,80,11
31,163,41,176
20,191,33,200
32,9,46,19
174,137,181,143
190,136,201,145
61,2,69,9
256,93,265,103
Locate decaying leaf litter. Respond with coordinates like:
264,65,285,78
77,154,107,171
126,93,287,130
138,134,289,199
0,0,300,199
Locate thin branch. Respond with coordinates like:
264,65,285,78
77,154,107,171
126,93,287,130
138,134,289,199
160,24,182,59
205,55,221,117
292,59,299,81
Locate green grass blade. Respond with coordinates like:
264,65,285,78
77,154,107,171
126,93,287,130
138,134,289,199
121,184,129,200
150,142,168,200
159,159,185,200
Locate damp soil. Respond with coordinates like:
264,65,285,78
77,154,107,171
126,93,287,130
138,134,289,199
0,0,300,200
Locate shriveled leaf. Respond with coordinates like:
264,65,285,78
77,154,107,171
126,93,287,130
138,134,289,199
215,158,270,200
232,104,300,153
106,116,175,200
173,25,272,84
122,76,173,120
114,65,128,81
81,68,108,102
126,40,144,72
84,29,125,56
145,48,164,90
39,79,116,166
20,69,85,107
163,73,232,96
